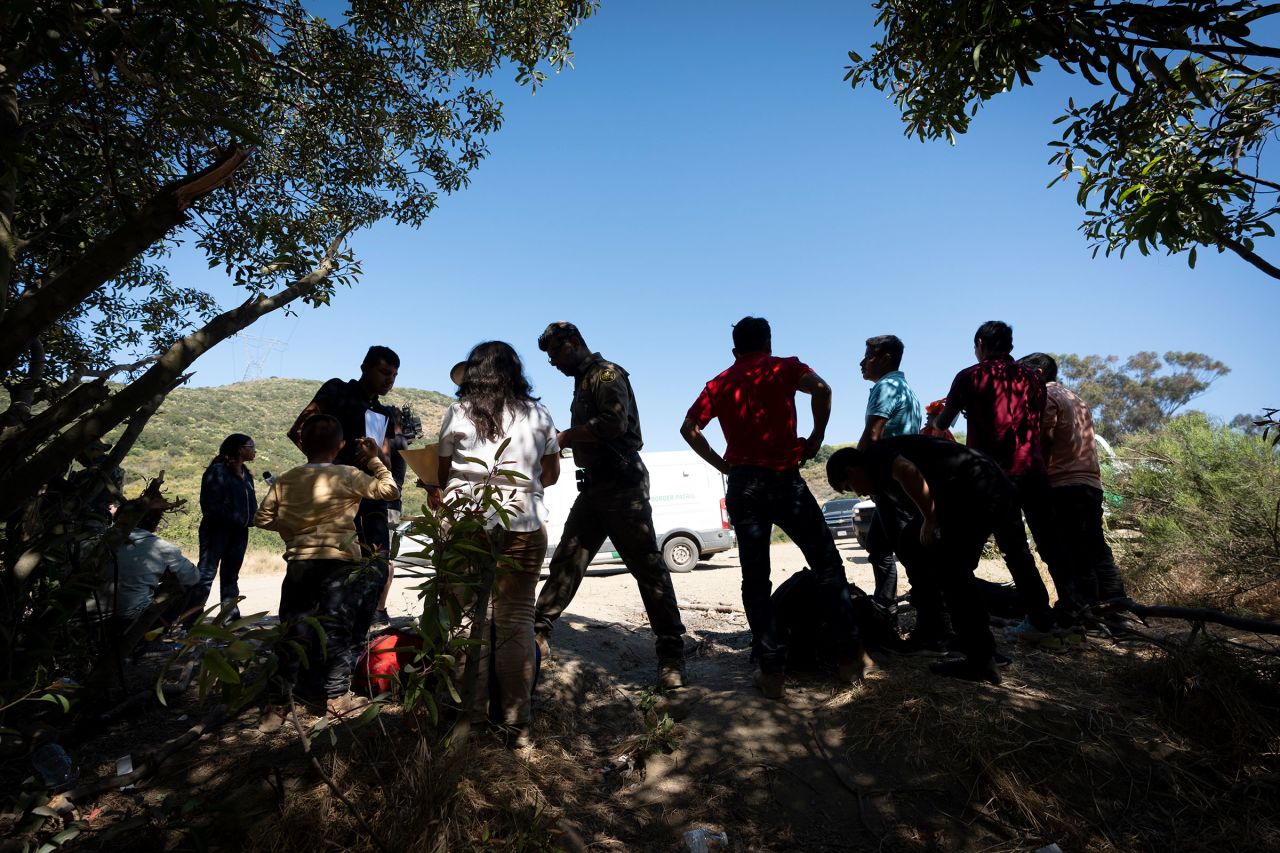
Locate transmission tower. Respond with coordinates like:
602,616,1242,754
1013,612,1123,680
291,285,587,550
238,334,287,381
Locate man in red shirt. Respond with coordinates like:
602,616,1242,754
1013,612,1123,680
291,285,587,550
931,321,1074,641
680,317,874,698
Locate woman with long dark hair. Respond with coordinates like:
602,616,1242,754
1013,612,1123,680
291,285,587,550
435,341,560,746
186,433,257,624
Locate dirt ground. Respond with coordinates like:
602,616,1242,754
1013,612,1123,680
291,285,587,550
24,541,1277,852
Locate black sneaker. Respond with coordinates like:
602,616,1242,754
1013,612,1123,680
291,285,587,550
371,609,392,631
929,657,1002,686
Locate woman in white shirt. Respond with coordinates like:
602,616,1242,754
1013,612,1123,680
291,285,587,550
435,341,560,744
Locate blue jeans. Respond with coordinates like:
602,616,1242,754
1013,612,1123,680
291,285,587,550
185,520,248,624
726,466,859,674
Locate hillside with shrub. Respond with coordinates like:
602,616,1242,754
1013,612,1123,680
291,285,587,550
120,379,452,552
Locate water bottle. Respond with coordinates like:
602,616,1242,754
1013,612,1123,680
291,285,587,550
262,470,276,487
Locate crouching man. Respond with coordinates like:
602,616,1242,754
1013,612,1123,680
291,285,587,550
827,436,1038,686
255,415,400,731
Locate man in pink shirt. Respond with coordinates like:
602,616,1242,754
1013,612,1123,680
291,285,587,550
1018,353,1126,605
680,317,874,699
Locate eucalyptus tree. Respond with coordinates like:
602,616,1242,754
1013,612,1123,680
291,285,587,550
846,1,1280,279
0,0,593,521
0,0,591,713
1056,350,1230,440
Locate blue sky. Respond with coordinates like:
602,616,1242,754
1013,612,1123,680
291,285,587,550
174,1,1280,451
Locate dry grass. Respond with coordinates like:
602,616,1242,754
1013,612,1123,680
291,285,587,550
175,548,285,575
838,636,1280,852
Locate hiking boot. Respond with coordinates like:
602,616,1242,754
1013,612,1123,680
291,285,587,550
993,651,1012,667
534,630,551,664
258,704,289,734
930,657,1002,686
325,692,371,718
1005,619,1064,651
371,609,392,631
657,659,686,690
753,668,785,700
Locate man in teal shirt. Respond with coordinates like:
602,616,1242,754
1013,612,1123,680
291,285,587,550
856,335,947,650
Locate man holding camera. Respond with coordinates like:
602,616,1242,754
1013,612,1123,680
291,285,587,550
534,322,687,689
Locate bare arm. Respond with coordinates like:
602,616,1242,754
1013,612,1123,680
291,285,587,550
680,418,730,476
797,370,832,462
539,453,561,487
354,439,399,501
857,415,887,451
931,398,962,432
253,482,279,531
287,399,323,451
890,456,938,546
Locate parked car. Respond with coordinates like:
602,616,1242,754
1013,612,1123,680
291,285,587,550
852,498,876,547
821,498,859,540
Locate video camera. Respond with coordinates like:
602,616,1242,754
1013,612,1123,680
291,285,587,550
399,404,423,441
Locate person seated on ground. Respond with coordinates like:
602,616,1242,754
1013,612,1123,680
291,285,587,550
254,415,400,731
827,436,1049,686
1017,353,1127,611
101,505,200,639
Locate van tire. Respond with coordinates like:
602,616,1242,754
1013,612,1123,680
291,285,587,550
662,535,699,573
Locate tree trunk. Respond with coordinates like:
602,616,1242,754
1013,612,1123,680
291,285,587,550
0,231,348,520
0,145,249,373
0,57,18,322
0,380,110,460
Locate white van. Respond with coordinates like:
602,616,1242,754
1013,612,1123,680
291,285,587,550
394,449,735,575
543,449,736,573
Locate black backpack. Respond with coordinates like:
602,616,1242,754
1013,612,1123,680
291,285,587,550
772,568,897,670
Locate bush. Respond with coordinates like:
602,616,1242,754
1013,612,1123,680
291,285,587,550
1112,413,1280,613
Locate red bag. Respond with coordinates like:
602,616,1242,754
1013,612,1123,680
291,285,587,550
354,629,423,696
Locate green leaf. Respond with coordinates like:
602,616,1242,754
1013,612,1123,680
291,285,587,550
201,649,241,684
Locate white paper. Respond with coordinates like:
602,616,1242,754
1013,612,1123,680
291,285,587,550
364,410,388,446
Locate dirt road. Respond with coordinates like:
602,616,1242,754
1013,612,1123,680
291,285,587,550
235,539,883,623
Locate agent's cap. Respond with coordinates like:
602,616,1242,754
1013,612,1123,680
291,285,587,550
537,321,583,352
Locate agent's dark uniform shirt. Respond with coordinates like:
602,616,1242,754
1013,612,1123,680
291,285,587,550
569,353,646,486
535,350,685,659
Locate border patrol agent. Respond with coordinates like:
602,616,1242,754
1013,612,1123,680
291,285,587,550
534,322,687,689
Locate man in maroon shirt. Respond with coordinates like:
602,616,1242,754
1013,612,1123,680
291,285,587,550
931,321,1075,640
680,317,874,699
